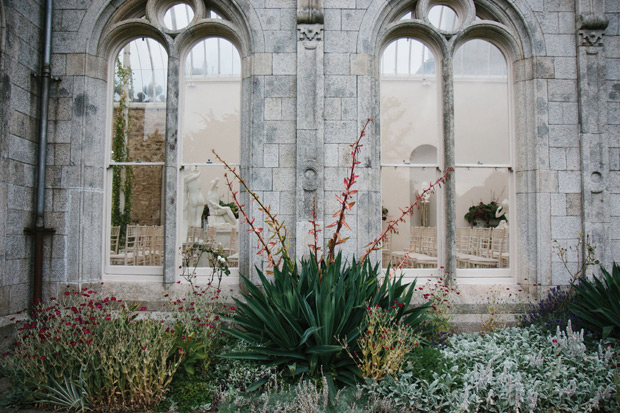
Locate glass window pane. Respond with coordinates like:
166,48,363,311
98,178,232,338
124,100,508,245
182,42,241,163
181,166,240,270
185,38,241,78
109,165,164,266
181,38,241,271
163,3,194,31
381,167,439,269
381,40,440,165
454,40,509,165
112,39,167,162
428,5,458,31
114,38,168,104
455,167,510,269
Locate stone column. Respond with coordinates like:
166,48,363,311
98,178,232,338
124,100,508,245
295,0,324,261
575,0,610,271
442,56,456,283
163,53,180,283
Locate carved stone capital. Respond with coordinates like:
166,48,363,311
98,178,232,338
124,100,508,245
577,14,608,47
577,14,609,31
297,24,323,49
578,30,605,47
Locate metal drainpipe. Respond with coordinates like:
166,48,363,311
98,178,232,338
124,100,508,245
25,0,56,303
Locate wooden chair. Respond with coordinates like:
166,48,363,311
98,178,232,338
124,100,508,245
110,226,120,254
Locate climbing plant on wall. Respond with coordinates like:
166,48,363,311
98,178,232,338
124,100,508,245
111,59,134,243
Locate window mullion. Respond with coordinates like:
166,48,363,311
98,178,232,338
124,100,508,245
163,52,180,284
442,54,456,281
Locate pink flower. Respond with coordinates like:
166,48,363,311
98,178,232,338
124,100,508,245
141,346,146,350
140,306,147,311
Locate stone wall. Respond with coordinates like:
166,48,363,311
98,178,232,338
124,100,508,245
0,0,44,316
606,1,620,268
0,0,619,319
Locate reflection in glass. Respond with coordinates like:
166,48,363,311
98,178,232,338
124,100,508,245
455,168,510,269
109,166,164,266
181,38,241,270
163,3,194,31
428,5,458,31
454,40,509,165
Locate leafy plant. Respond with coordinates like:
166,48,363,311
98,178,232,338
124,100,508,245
111,59,134,244
157,375,214,413
0,290,183,410
367,323,618,412
463,201,505,226
35,369,90,412
520,285,581,333
213,119,451,400
570,263,620,340
346,304,419,380
223,254,429,393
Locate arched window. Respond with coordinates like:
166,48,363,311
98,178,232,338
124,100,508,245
180,38,241,275
380,3,514,278
107,38,167,275
104,2,243,281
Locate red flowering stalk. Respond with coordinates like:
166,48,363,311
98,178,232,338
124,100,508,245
307,197,322,268
326,118,374,264
360,167,454,265
213,150,294,273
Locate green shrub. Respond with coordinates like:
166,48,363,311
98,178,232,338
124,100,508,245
349,304,419,380
0,290,182,410
367,323,618,412
209,339,280,393
570,262,620,340
157,375,215,413
166,288,225,378
223,253,429,394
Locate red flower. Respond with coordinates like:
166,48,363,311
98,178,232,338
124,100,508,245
64,292,70,296
140,306,147,311
552,339,558,343
141,346,146,350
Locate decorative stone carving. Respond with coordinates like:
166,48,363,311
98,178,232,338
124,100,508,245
577,14,609,47
297,24,323,49
302,165,319,192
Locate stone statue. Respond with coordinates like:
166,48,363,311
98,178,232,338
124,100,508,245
183,166,206,239
206,178,238,226
495,198,509,229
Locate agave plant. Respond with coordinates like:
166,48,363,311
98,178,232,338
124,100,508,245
570,262,620,339
215,119,450,397
222,253,429,394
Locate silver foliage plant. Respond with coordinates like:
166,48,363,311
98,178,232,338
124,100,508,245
368,322,618,412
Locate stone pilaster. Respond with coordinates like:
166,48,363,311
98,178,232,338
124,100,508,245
575,1,610,271
296,0,324,261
